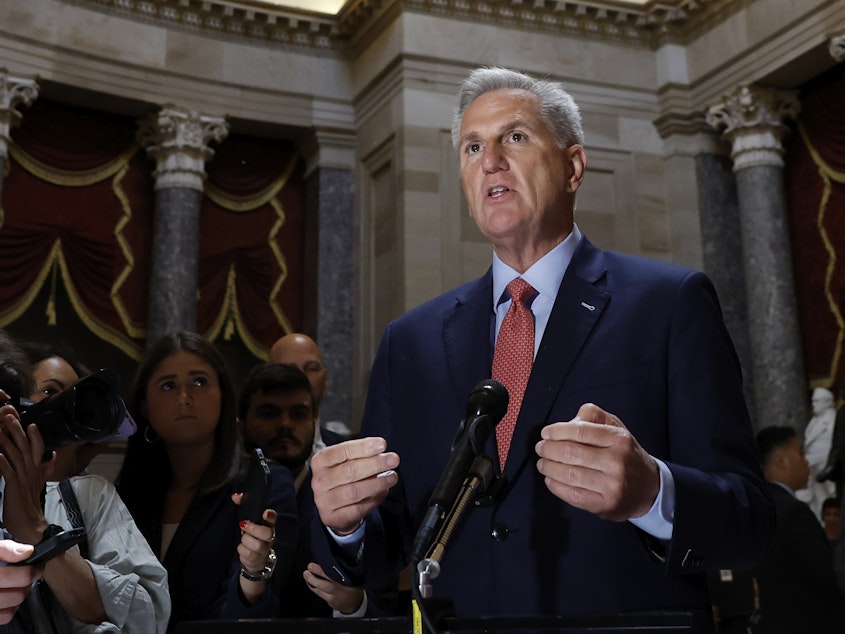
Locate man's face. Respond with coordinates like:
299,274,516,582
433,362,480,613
784,437,810,490
823,506,841,533
458,89,585,263
241,388,315,473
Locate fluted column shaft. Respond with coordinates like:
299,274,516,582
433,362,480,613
137,106,228,346
706,85,806,431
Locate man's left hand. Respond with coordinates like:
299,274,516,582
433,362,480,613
535,402,659,521
304,562,364,615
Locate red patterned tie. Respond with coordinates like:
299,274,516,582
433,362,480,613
492,278,537,471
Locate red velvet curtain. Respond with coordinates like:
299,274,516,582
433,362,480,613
786,62,845,392
0,99,304,361
199,134,305,358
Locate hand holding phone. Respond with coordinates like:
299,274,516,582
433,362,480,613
11,527,86,567
238,448,271,527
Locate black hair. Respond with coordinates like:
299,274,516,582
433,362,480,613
18,340,90,380
756,425,797,468
117,332,239,527
822,496,841,513
238,363,315,421
0,330,34,400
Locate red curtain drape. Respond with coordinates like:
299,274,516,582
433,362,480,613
0,99,305,362
786,62,845,391
199,134,305,358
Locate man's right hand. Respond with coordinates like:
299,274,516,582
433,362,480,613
310,437,399,535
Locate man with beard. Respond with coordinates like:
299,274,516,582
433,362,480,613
238,363,374,617
268,333,353,440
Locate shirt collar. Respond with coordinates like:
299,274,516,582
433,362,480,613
492,223,582,308
770,480,796,496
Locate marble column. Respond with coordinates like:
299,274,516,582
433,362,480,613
706,85,807,432
298,127,356,429
695,151,755,421
137,105,228,346
0,69,38,202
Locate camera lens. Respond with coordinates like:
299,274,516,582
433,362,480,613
20,370,128,450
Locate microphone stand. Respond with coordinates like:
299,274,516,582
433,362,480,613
412,455,497,634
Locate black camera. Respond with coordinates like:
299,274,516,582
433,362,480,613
2,368,135,451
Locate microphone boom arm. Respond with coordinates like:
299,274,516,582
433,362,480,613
422,454,496,569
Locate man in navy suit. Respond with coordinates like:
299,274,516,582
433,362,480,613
238,361,371,616
753,426,845,632
310,67,775,628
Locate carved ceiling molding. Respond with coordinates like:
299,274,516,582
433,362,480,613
68,0,746,53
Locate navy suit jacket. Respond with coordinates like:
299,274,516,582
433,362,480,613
282,427,352,617
754,482,845,633
316,236,774,621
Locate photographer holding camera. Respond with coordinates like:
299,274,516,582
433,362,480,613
0,330,170,633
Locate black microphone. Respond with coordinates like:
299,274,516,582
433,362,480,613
411,379,508,561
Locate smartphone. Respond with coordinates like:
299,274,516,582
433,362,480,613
12,527,86,566
238,448,271,527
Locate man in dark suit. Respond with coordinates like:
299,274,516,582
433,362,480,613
754,426,845,633
310,66,774,627
238,362,364,616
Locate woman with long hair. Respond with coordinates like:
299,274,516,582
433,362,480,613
116,332,297,631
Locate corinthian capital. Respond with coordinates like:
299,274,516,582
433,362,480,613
0,69,39,158
705,85,799,171
137,105,229,191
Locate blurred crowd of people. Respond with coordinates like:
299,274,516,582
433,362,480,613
0,328,397,633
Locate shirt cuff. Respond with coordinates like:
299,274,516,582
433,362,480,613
328,520,366,565
328,519,366,544
628,457,675,541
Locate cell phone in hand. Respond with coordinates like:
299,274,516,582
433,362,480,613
238,448,271,527
12,527,86,566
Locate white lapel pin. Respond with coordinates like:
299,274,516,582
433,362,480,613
580,301,596,311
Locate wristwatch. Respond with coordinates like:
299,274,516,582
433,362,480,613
239,549,276,582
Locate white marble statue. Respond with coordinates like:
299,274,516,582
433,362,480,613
797,387,838,518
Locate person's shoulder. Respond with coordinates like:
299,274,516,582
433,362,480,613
69,473,115,495
394,271,491,325
590,250,713,306
765,482,805,514
576,236,702,285
602,249,699,281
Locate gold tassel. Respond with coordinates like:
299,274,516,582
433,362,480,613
46,257,59,326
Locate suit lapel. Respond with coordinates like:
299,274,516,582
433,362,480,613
164,487,229,573
505,239,610,478
442,270,496,413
